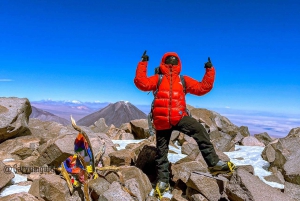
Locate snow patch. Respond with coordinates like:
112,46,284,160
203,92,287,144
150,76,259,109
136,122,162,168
2,159,15,162
224,145,284,189
0,170,29,197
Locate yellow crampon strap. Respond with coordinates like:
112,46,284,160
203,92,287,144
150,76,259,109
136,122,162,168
93,172,98,179
227,161,236,172
73,179,80,187
86,165,93,173
155,185,163,200
155,184,169,200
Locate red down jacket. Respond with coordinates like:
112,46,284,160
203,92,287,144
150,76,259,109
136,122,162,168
134,52,215,130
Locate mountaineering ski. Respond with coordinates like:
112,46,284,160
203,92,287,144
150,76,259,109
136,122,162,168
134,50,236,199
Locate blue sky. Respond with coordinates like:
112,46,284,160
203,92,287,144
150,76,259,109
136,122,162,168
0,0,299,115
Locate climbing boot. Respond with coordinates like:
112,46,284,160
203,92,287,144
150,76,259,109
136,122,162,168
209,160,236,175
155,181,170,199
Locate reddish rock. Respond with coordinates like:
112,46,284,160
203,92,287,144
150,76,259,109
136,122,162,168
186,172,221,201
0,97,32,142
0,161,15,189
135,144,157,181
98,181,135,201
90,118,109,133
254,132,273,146
238,126,250,137
29,174,82,201
130,119,150,139
29,118,77,144
186,187,208,201
171,161,208,183
181,142,199,156
88,177,110,200
285,127,300,138
241,136,265,147
0,192,44,201
0,136,41,160
119,123,132,133
226,169,293,201
109,149,134,166
284,181,300,201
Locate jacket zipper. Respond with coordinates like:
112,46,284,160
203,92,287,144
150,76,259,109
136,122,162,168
169,67,173,126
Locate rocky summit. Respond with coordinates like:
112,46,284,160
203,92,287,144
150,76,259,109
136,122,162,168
0,97,300,201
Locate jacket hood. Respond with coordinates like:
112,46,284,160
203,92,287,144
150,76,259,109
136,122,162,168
159,52,181,75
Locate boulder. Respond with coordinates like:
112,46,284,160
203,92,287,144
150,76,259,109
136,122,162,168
178,134,197,147
261,139,278,163
181,142,199,155
126,139,154,162
0,97,32,142
146,196,158,201
117,132,135,140
210,131,235,152
35,130,112,168
0,192,44,201
90,118,109,133
130,119,150,139
109,149,134,166
284,181,300,201
94,132,118,158
262,136,300,185
236,165,255,175
212,111,239,136
135,144,157,181
226,168,293,201
170,131,180,143
106,126,129,140
231,131,245,145
88,177,110,200
0,161,15,190
189,108,218,132
35,134,76,167
29,174,82,201
238,126,251,137
285,127,300,138
171,161,208,183
171,193,189,201
119,123,132,133
264,167,285,184
254,132,273,146
98,181,135,201
241,136,265,147
102,166,152,200
186,187,208,201
0,136,41,160
186,172,221,201
29,118,77,144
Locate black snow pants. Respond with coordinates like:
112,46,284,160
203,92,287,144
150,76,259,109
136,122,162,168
155,116,220,183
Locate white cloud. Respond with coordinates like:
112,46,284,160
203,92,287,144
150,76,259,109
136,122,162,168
0,79,13,82
71,100,81,104
225,106,230,108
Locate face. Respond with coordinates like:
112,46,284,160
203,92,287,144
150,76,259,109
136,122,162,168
164,56,179,65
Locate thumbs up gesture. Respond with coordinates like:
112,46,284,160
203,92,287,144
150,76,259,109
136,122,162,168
204,57,213,68
141,50,149,62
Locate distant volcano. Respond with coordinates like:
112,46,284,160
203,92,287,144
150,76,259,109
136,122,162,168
77,101,147,127
30,106,70,126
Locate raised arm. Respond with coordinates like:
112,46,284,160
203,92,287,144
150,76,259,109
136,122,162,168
184,57,216,96
134,51,158,91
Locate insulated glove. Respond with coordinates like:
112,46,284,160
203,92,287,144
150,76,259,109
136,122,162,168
141,50,149,61
204,57,213,68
